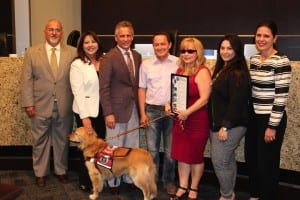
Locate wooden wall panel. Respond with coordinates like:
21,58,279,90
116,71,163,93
82,0,300,59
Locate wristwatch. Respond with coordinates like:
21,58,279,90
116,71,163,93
222,127,228,132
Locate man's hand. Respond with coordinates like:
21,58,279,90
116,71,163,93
105,114,116,129
25,106,36,118
140,114,149,128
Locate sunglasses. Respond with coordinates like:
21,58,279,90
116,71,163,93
180,49,197,54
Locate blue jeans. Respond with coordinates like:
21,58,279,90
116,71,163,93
210,126,246,198
145,105,175,184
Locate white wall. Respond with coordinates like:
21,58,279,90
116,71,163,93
30,0,81,45
14,0,30,55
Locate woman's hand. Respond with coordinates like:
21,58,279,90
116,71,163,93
176,110,188,121
82,118,93,134
264,128,276,143
218,128,228,141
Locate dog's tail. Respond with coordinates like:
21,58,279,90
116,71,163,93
148,162,157,199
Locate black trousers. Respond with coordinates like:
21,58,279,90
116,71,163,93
74,104,106,187
245,111,287,200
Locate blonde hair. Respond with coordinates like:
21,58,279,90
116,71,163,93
177,37,206,76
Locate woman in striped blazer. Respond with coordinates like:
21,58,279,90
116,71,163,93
245,20,292,200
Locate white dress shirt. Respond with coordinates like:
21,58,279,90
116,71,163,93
139,54,178,105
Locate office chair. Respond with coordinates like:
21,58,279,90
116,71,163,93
67,30,80,47
167,29,179,56
0,32,9,56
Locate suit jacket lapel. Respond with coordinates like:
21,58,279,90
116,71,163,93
57,45,68,80
37,44,54,79
114,47,137,85
114,47,127,66
132,51,140,80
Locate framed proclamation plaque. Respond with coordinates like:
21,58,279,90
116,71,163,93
170,73,189,114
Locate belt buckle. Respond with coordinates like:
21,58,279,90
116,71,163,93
157,105,164,111
148,104,164,111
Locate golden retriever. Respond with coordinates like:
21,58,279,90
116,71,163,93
69,127,157,200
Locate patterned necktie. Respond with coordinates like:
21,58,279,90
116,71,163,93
125,51,135,83
50,47,58,77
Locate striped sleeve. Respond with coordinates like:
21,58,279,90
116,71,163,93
270,56,291,127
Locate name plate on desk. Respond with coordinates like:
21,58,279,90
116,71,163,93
170,74,188,114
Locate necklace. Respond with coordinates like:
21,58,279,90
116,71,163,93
260,49,277,63
212,66,226,83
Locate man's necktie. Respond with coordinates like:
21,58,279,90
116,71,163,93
125,51,135,83
50,47,58,78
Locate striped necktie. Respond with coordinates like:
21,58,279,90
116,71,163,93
125,51,135,83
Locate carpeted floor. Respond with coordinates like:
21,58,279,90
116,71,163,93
0,170,251,200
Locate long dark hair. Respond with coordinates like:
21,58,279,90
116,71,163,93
213,34,250,85
75,31,103,64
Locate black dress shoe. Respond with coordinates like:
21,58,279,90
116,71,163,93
54,174,69,184
36,177,46,187
164,183,177,195
109,186,120,195
79,184,92,192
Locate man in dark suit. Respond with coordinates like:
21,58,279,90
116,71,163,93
21,19,77,187
100,20,142,194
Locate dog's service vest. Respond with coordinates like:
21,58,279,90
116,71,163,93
86,146,132,170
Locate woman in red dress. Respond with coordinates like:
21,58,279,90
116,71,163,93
166,37,211,200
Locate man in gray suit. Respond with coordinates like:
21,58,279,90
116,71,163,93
21,19,77,187
100,20,142,194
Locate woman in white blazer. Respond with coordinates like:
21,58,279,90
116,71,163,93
70,31,106,192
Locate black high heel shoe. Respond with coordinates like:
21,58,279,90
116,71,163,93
169,186,188,200
187,187,198,200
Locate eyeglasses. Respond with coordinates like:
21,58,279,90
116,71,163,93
47,28,62,33
180,49,197,54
